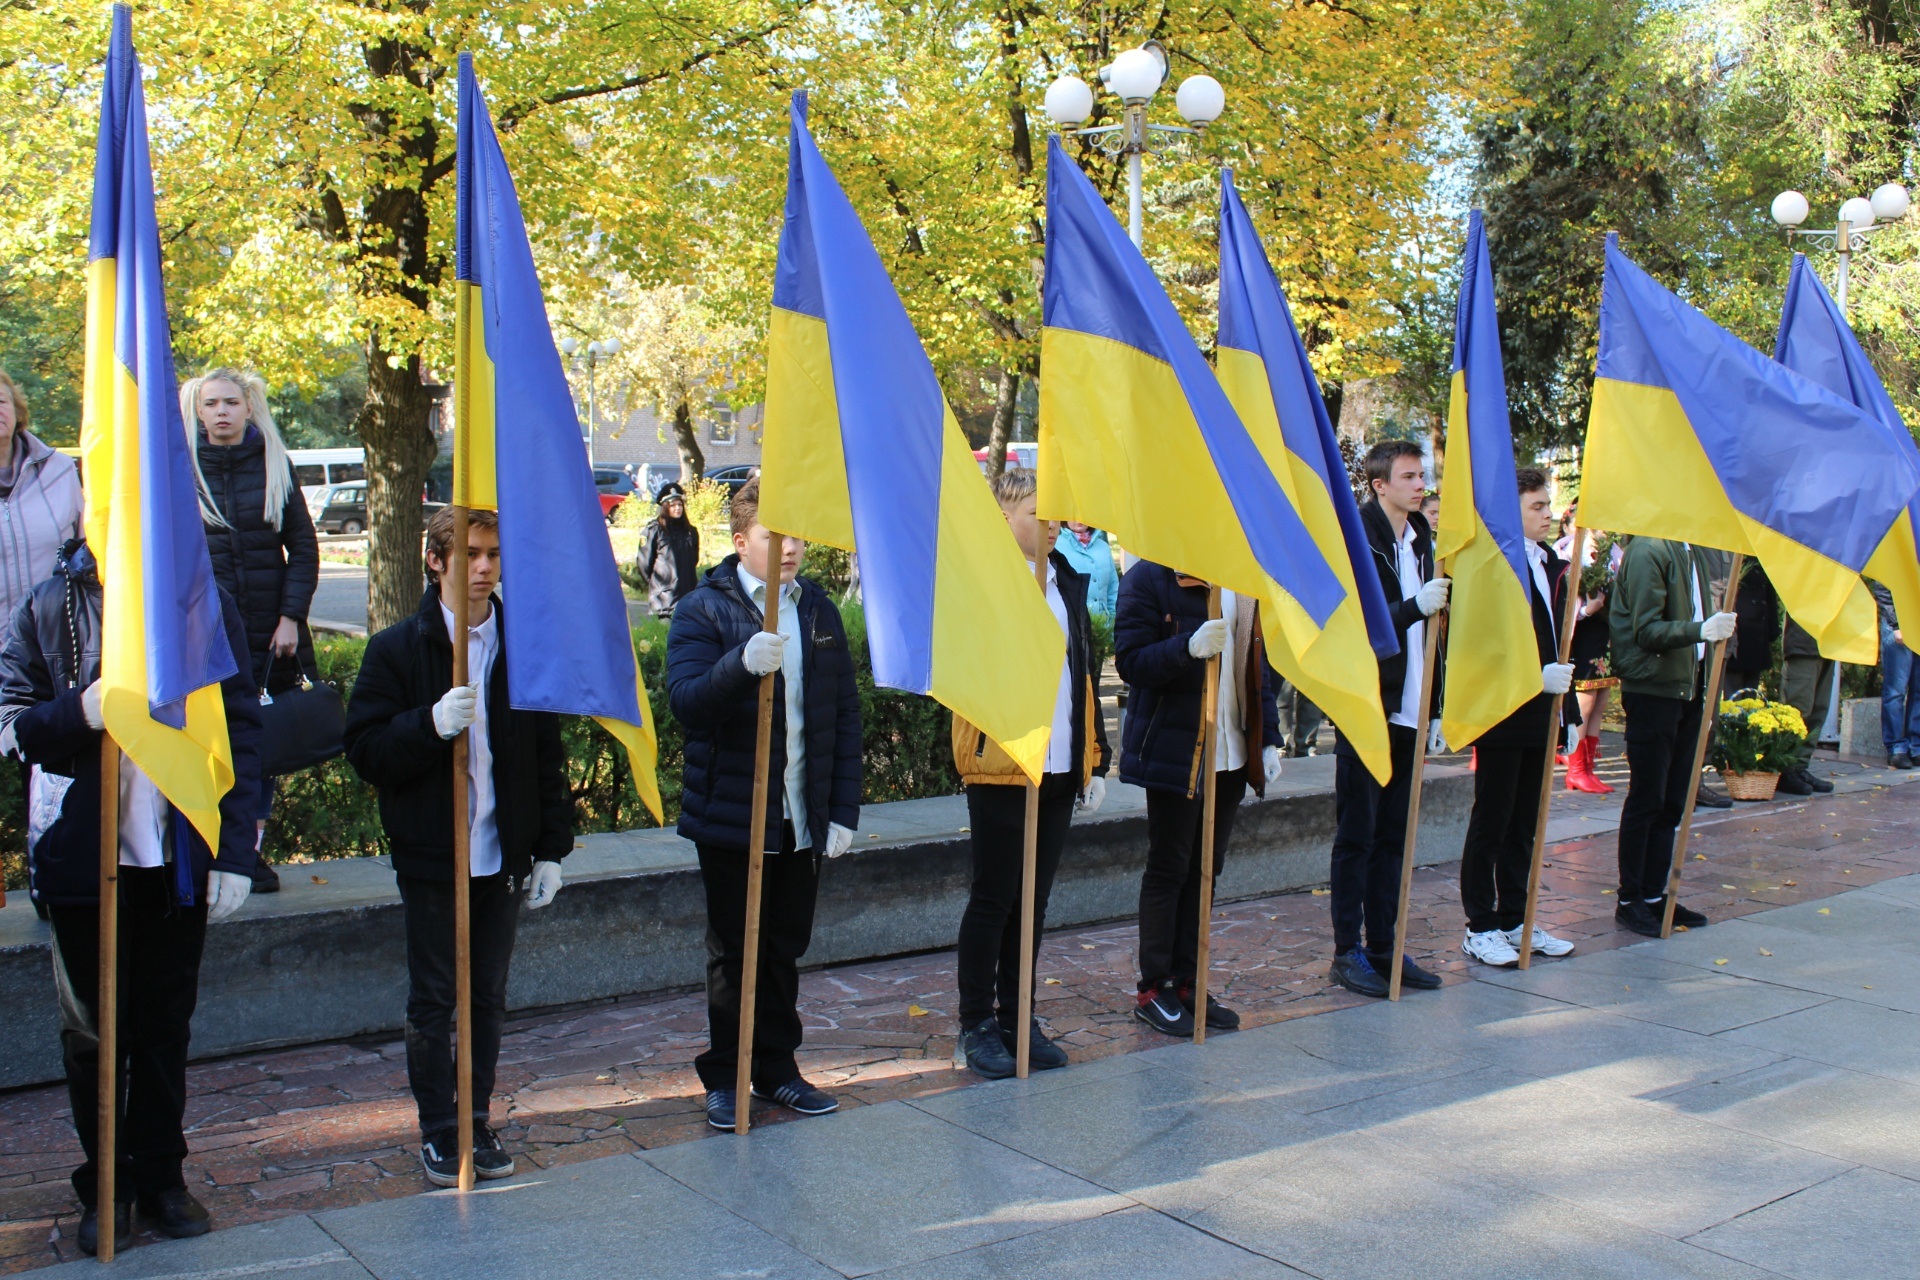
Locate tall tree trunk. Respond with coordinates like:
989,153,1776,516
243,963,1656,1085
672,400,706,481
984,368,1020,483
1322,379,1344,431
357,337,437,632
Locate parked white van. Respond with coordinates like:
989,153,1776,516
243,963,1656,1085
288,448,365,510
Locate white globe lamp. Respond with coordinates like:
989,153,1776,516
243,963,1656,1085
1175,75,1225,126
1105,47,1164,104
1840,195,1876,229
1870,182,1910,223
1043,76,1094,127
1769,190,1809,228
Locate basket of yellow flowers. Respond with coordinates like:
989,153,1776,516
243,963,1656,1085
1707,691,1808,801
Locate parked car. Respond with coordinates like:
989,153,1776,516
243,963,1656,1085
972,443,1037,475
593,468,637,522
705,463,759,498
313,482,445,535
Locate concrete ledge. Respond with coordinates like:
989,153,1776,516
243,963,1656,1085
0,758,1473,1090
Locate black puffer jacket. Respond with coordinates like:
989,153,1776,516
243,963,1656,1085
666,556,861,854
196,427,319,691
0,541,262,906
342,587,573,884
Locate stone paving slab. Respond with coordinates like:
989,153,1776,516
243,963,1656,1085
1649,919,1920,1015
1656,1055,1920,1182
863,1205,1313,1280
33,1213,370,1280
1715,996,1920,1086
1684,1166,1920,1280
1474,944,1834,1034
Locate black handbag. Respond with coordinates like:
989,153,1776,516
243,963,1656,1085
256,654,346,777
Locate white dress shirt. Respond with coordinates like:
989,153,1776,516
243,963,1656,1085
1525,540,1552,615
1683,544,1706,664
117,752,168,868
1389,522,1427,729
442,600,502,878
1034,561,1075,776
1214,589,1248,772
737,563,810,850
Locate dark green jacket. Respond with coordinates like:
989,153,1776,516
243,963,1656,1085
1609,537,1712,700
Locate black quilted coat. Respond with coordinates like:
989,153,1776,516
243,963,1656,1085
196,427,319,691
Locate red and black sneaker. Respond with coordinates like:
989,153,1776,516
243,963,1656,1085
1134,980,1193,1036
1178,983,1241,1031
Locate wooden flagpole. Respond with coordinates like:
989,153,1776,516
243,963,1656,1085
1013,522,1055,1079
1659,552,1743,938
448,506,476,1192
1192,586,1224,1044
1388,567,1447,1002
1518,527,1587,970
734,527,784,1134
96,735,119,1259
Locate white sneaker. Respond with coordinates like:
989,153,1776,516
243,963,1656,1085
1505,925,1574,957
1462,929,1521,967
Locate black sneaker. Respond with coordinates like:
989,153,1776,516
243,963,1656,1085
472,1122,514,1179
1134,979,1195,1035
1615,899,1663,937
999,1019,1069,1070
1891,751,1913,770
1776,769,1814,796
960,1016,1017,1079
1657,898,1709,930
420,1128,462,1186
250,859,281,893
1179,984,1241,1030
1371,952,1442,991
76,1201,131,1257
1328,948,1389,998
1694,782,1733,809
752,1079,838,1116
1802,768,1834,794
137,1187,210,1239
705,1089,738,1130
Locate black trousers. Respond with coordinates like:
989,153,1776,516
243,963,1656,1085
694,826,819,1091
1618,690,1703,902
1329,724,1418,956
47,867,206,1207
1138,767,1248,992
956,774,1078,1030
396,871,521,1137
1461,744,1547,933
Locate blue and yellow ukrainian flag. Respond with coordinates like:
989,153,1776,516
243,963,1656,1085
1038,136,1347,690
1581,236,1920,664
452,54,660,821
1433,211,1543,749
1214,172,1395,782
1773,253,1920,656
757,93,1062,781
82,4,238,854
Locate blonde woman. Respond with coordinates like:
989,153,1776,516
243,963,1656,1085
182,368,320,890
0,369,83,628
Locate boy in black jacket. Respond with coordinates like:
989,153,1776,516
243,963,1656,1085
1328,441,1450,998
0,540,262,1255
1113,558,1282,1037
1457,468,1577,967
344,507,573,1187
666,478,862,1130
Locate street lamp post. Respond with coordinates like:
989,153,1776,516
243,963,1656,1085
1769,181,1911,745
558,335,622,468
1044,42,1225,247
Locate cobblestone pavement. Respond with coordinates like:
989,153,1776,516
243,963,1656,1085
3,759,1914,1271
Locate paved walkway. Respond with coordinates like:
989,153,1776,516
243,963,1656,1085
3,762,1915,1276
26,848,1920,1277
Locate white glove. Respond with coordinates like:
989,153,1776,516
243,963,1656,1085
742,631,787,676
1187,618,1229,661
1700,611,1737,643
1415,577,1451,616
1542,662,1575,696
525,859,563,909
1077,775,1106,813
824,822,855,858
1428,719,1447,754
432,684,479,739
206,869,252,922
1262,745,1283,784
81,680,104,730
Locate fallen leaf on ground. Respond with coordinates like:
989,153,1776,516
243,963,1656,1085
1602,889,1614,895
1311,888,1330,896
907,1004,929,1017
1714,959,1729,966
1758,949,1772,956
1694,854,1706,861
1043,978,1062,985
1721,884,1737,890
310,875,328,885
1784,880,1797,886
1080,944,1096,950
1818,907,1831,915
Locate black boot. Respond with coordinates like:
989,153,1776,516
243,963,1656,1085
137,1187,211,1239
77,1201,132,1257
